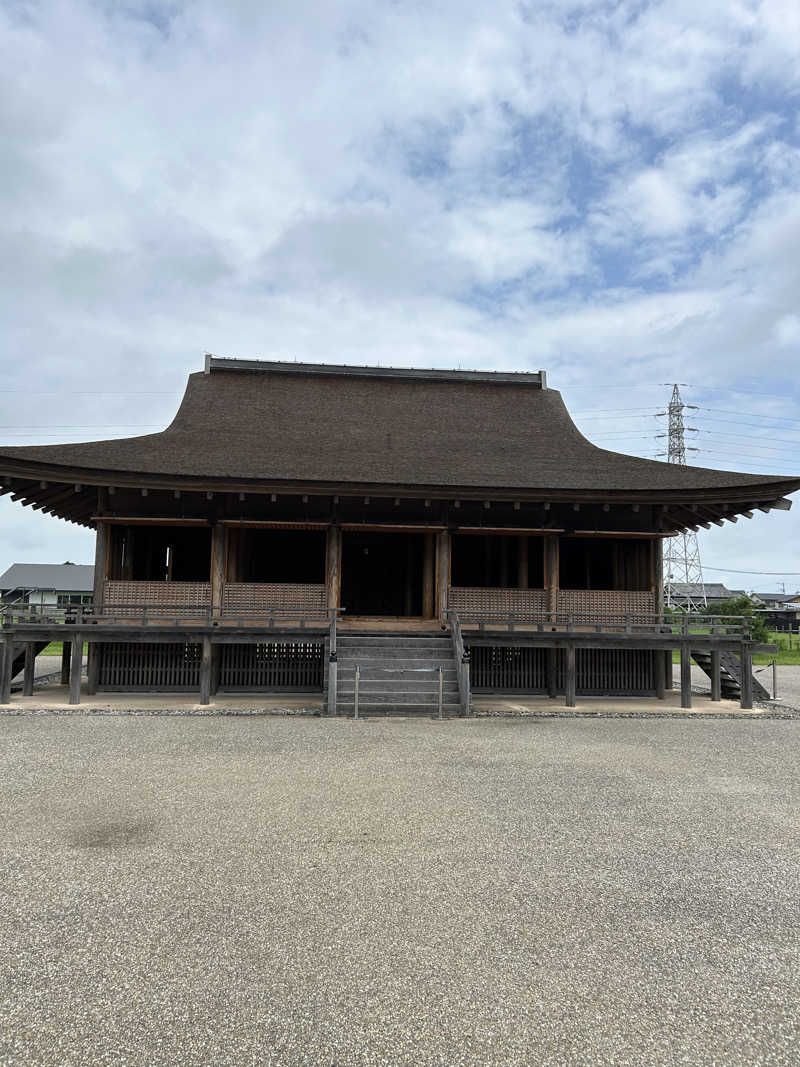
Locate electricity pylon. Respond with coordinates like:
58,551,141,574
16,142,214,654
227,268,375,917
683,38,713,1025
659,385,707,611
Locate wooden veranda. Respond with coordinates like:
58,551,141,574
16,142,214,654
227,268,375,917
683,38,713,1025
0,602,775,713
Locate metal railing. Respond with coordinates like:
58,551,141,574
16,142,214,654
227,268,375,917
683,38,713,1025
352,664,445,720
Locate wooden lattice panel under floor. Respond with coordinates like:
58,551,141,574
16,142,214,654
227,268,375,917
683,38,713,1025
97,641,324,691
469,646,656,694
218,642,324,690
98,642,203,690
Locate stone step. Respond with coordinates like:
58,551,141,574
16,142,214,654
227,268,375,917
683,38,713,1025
337,649,455,661
336,702,462,716
337,636,451,648
339,685,460,698
337,678,456,687
337,690,458,705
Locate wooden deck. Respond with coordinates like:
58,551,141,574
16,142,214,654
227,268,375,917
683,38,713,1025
0,605,775,713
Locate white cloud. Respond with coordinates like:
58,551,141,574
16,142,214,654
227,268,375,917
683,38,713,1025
0,0,798,574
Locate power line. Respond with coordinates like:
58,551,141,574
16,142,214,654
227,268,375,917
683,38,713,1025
702,566,800,576
704,407,800,423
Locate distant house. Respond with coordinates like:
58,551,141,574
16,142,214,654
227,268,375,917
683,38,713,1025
665,582,749,608
750,591,800,609
0,563,94,610
751,591,800,630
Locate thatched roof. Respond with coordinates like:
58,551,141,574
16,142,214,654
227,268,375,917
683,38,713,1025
0,358,796,501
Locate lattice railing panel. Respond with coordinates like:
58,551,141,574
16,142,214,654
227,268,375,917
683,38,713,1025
556,590,655,616
103,581,211,616
222,583,328,615
448,587,548,614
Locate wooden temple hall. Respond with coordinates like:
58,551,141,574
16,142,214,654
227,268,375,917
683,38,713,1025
0,356,798,713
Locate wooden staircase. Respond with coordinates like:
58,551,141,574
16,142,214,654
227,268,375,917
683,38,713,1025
691,650,770,702
10,641,50,685
334,632,461,717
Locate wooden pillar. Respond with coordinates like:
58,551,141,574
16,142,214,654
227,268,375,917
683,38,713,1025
61,641,71,685
69,634,83,706
326,525,341,612
86,518,109,696
654,649,665,700
710,649,721,702
664,650,674,689
199,636,212,705
565,643,576,707
436,530,450,622
546,648,558,698
93,520,109,613
545,534,559,616
653,536,664,615
210,524,226,617
422,534,435,619
87,642,99,695
740,644,753,710
0,637,14,704
211,645,220,697
23,642,36,696
518,536,528,590
680,643,692,709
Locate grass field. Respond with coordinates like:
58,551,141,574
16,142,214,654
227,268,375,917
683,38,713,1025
41,642,87,655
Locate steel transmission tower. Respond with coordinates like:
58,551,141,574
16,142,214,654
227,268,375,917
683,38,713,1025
660,385,707,611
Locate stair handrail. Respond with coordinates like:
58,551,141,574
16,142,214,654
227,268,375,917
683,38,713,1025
326,608,340,717
447,610,471,717
350,662,445,719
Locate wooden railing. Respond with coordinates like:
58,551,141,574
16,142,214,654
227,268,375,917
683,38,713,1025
1,604,335,629
453,611,754,638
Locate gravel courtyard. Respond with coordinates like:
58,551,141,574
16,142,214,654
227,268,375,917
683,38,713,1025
1,716,798,1066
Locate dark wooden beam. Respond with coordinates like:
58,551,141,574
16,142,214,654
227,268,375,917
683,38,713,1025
740,645,753,709
69,634,83,706
565,644,576,707
710,650,721,702
23,643,36,697
680,644,692,709
0,638,13,704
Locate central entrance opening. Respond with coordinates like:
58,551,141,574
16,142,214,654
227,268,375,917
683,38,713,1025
341,531,425,617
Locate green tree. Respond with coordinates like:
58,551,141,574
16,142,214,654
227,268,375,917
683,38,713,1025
707,596,768,643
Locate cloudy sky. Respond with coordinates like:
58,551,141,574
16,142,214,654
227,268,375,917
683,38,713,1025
1,0,799,592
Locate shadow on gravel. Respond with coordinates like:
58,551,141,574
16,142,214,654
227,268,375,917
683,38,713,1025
70,817,157,849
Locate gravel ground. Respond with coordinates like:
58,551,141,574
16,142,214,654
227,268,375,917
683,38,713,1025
1,716,799,1066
